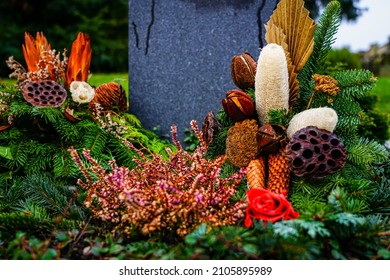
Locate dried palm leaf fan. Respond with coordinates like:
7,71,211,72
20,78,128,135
265,0,316,106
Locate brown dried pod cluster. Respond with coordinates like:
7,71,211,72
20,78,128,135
201,111,222,147
90,82,127,111
231,52,257,90
222,89,255,121
286,126,347,179
257,124,287,155
22,80,67,107
313,74,340,96
226,119,259,167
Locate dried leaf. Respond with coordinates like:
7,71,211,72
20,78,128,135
265,0,316,105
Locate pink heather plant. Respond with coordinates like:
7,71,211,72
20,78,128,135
69,120,247,237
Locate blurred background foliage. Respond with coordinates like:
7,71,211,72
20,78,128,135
0,0,128,77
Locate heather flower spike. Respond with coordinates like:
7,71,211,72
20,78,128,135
65,32,92,88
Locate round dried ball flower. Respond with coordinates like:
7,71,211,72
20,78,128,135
286,126,347,179
70,81,95,104
226,119,259,167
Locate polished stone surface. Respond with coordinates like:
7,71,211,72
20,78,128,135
129,0,277,140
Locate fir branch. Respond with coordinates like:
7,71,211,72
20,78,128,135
347,138,389,170
334,69,376,100
298,1,341,96
82,126,109,157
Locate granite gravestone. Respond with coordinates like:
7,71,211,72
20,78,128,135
129,0,278,140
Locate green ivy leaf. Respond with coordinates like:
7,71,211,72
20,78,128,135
0,146,13,160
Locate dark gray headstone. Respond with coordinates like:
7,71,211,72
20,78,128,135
129,0,278,140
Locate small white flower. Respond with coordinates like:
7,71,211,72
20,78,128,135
70,81,95,104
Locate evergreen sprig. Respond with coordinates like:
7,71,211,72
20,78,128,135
298,0,341,102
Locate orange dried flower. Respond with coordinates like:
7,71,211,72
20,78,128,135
22,32,57,81
65,32,92,88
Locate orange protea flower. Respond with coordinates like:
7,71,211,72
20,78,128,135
22,32,56,80
65,32,92,88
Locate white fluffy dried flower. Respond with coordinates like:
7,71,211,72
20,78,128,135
286,107,338,139
70,81,95,104
255,43,289,125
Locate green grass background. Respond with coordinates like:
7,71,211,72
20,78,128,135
372,77,390,114
1,73,128,93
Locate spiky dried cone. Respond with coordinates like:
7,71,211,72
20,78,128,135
246,157,266,189
267,149,290,195
90,82,128,111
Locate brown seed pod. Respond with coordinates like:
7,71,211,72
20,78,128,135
286,126,347,179
257,124,287,155
222,89,255,121
90,82,127,111
201,111,222,147
23,80,67,107
231,52,257,90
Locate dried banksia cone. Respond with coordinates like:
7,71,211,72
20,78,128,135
90,82,128,111
23,80,67,107
226,119,259,168
286,107,338,139
231,52,257,90
222,89,255,121
246,157,266,189
255,43,289,125
267,149,290,195
286,126,347,179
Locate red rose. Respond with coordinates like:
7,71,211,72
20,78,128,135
245,187,299,227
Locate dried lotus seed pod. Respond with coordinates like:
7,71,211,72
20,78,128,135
23,80,67,107
286,126,347,179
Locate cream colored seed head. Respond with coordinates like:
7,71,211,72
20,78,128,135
286,107,338,139
255,43,289,125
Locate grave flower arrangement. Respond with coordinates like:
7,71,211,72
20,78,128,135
0,32,170,180
0,0,389,260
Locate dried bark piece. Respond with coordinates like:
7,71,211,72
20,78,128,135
246,157,266,189
201,111,222,147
